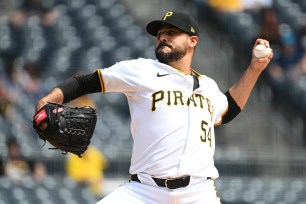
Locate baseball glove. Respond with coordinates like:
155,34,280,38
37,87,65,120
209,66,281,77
33,102,97,157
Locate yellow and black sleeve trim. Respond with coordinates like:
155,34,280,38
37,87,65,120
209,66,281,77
96,69,106,92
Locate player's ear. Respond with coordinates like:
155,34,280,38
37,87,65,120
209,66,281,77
189,36,198,48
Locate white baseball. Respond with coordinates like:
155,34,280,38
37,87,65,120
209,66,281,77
254,44,272,58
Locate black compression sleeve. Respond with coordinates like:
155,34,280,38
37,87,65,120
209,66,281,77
222,91,241,124
56,71,102,103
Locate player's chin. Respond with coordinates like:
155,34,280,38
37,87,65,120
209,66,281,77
156,49,171,58
157,45,172,52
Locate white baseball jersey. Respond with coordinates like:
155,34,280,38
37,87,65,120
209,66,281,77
97,58,228,179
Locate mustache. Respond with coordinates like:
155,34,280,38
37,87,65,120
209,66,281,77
157,42,172,50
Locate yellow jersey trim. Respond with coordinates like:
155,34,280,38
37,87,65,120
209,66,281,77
175,68,203,78
96,69,106,92
215,105,229,126
190,68,202,78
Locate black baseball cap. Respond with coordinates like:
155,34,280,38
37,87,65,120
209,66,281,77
146,11,199,37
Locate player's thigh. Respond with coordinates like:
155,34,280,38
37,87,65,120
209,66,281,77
178,179,221,204
96,182,167,204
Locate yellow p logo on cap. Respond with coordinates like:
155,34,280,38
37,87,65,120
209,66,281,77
163,12,173,21
191,27,195,33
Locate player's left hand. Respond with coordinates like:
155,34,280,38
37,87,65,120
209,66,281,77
250,38,273,72
33,102,97,157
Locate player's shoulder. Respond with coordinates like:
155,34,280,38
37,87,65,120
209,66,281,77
132,58,160,67
117,57,155,65
200,74,218,86
110,58,156,68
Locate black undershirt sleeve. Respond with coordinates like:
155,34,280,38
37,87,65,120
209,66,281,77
221,91,242,124
56,71,102,103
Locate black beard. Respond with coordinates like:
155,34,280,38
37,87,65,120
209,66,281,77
155,42,187,63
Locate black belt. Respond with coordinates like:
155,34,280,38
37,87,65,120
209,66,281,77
130,174,190,189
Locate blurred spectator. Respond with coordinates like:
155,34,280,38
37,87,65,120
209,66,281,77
4,137,31,183
297,24,306,53
32,161,47,184
0,79,14,119
290,25,306,84
267,28,304,104
19,0,45,15
279,51,306,143
5,9,27,57
257,8,282,53
2,136,48,184
66,145,108,197
286,54,306,113
0,53,22,120
0,53,20,99
39,8,60,69
275,29,304,71
242,0,273,13
40,8,58,27
16,61,46,102
207,0,243,12
288,53,306,82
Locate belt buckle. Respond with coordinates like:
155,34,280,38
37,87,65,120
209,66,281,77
165,178,175,189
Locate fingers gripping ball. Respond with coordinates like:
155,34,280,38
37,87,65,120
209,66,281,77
33,102,97,157
254,44,272,58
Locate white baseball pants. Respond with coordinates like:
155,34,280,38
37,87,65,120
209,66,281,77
96,175,221,204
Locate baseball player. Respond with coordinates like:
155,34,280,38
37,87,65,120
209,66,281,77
35,11,273,204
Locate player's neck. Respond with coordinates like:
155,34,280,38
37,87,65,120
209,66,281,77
167,58,192,75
